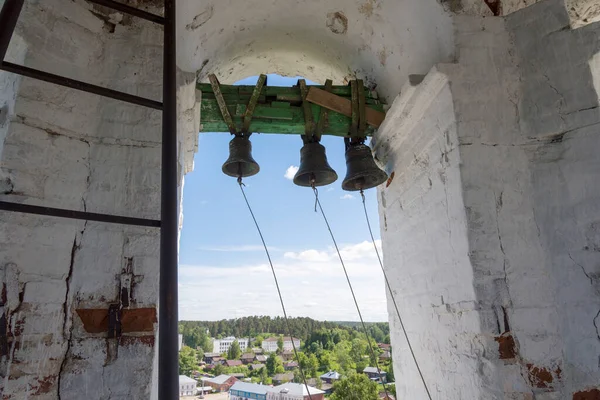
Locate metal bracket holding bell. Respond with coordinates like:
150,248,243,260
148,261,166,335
210,73,264,179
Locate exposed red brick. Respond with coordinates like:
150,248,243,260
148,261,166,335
121,308,156,333
573,389,600,400
386,171,395,188
120,335,155,347
526,364,560,389
495,332,516,359
77,307,156,334
33,375,56,395
76,309,109,333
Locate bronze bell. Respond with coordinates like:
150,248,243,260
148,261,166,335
293,142,338,187
342,143,388,191
222,136,260,178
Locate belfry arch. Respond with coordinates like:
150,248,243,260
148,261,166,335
0,0,599,399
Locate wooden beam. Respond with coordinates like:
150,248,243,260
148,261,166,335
306,87,386,128
200,99,379,137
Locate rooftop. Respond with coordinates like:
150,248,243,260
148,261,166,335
206,374,235,385
266,383,325,395
179,375,197,384
364,367,387,374
320,371,341,380
226,360,243,367
230,381,269,395
263,336,300,342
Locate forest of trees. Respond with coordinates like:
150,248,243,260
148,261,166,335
179,316,390,348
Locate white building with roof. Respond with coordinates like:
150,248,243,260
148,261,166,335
212,336,249,353
179,375,197,397
266,383,325,400
261,336,301,352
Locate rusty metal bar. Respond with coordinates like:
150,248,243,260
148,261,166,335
0,62,163,110
86,0,165,25
0,0,24,62
0,201,161,227
299,79,314,142
158,0,179,398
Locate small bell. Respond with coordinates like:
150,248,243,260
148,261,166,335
293,142,338,187
222,136,260,178
342,143,388,191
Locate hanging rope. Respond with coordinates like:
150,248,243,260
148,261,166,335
312,184,391,399
238,178,313,400
360,190,433,400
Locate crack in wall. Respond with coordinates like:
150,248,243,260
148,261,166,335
594,309,600,342
569,252,594,285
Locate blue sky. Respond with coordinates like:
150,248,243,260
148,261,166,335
178,75,387,322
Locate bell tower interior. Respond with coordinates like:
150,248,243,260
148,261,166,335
1,0,600,399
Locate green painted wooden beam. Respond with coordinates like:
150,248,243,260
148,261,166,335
197,82,385,137
200,99,381,136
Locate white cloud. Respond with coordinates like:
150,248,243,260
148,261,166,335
340,194,355,200
284,165,299,180
197,245,281,252
178,240,387,321
283,249,330,262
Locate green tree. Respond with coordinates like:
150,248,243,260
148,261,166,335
330,373,379,400
277,336,284,353
213,363,225,376
228,339,242,360
386,364,395,383
308,354,319,378
179,346,197,376
266,355,284,375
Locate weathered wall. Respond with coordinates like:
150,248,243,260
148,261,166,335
377,0,600,398
0,1,197,398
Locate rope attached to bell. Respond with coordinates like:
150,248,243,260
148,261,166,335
360,190,434,400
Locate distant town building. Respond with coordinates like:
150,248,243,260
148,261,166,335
255,354,268,363
261,336,300,352
272,372,295,385
204,374,238,392
249,363,265,371
319,371,341,384
284,361,298,370
363,367,387,383
212,336,249,353
252,347,264,354
230,382,324,400
241,353,255,364
379,350,392,361
225,359,243,367
266,383,325,400
230,381,269,400
179,375,197,397
203,352,221,364
280,350,294,361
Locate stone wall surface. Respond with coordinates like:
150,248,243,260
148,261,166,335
377,0,600,398
0,1,198,398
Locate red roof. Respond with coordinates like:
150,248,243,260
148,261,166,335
226,360,243,367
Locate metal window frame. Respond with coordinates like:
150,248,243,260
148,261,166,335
0,0,179,398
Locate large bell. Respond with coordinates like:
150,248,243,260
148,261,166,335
222,136,260,178
342,143,388,191
293,142,338,187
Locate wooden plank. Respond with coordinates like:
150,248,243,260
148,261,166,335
197,83,378,100
306,87,386,128
208,74,237,134
200,100,376,136
243,74,267,134
315,79,332,141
